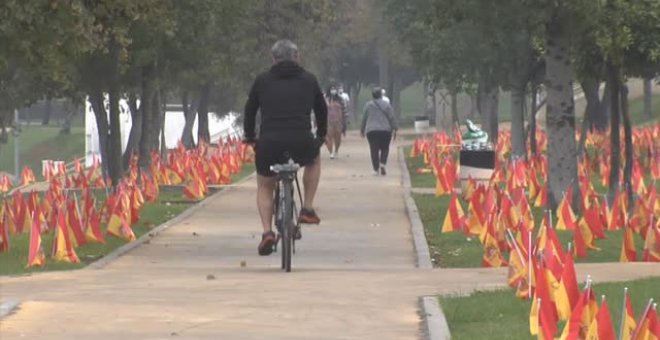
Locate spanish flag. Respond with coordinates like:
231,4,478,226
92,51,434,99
558,285,598,340
106,197,135,242
84,205,105,244
20,166,36,186
556,190,577,231
535,183,548,208
441,191,465,233
51,209,79,263
632,302,660,340
642,224,660,262
554,253,579,321
481,221,506,267
621,290,636,340
0,174,12,193
183,171,206,201
620,225,637,262
26,211,45,268
584,298,615,340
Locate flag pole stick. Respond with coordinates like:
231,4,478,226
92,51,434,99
507,229,526,266
631,298,654,340
528,230,532,297
72,192,85,230
618,287,628,340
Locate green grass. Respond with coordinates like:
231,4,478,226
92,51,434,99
414,193,483,267
439,277,660,340
0,125,84,179
0,190,193,276
621,93,660,125
404,146,437,188
412,193,643,268
0,163,256,276
231,163,255,182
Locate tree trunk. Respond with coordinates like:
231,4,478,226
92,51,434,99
378,43,389,96
350,84,360,127
510,86,526,158
577,80,597,158
580,79,603,131
107,36,123,187
597,81,611,130
544,5,579,211
197,83,211,144
158,90,167,157
123,92,141,169
42,99,52,125
138,67,155,170
529,83,538,156
621,84,633,211
477,74,499,145
392,77,402,119
607,63,621,205
89,89,110,179
490,92,499,145
435,90,451,133
180,90,197,149
643,77,653,118
450,91,459,129
59,110,76,135
152,87,164,152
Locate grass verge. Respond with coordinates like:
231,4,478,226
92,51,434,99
439,276,660,340
404,146,437,188
0,126,84,178
0,164,255,276
413,193,644,268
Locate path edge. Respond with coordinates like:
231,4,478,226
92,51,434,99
86,172,256,270
0,300,20,320
420,296,452,340
398,147,433,269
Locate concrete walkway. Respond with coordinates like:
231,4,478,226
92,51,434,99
1,132,659,339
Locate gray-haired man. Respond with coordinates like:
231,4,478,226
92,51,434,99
243,39,327,256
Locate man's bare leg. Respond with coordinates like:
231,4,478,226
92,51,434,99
256,175,277,233
302,155,321,210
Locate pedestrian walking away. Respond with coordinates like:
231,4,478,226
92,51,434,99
324,85,348,159
360,87,398,176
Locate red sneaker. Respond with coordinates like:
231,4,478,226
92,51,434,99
258,231,276,256
298,208,320,224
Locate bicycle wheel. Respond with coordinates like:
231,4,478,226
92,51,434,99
281,181,293,272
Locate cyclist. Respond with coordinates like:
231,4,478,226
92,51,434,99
243,39,327,256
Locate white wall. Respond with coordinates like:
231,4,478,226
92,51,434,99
84,96,239,167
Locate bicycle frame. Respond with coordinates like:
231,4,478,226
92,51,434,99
271,158,301,272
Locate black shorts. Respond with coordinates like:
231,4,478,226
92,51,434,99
255,132,319,177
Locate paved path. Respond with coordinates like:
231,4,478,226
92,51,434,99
1,132,659,339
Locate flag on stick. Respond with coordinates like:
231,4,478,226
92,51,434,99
619,288,636,340
441,191,465,233
26,212,45,268
585,297,615,340
51,209,79,263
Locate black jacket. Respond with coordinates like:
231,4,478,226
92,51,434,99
243,60,327,140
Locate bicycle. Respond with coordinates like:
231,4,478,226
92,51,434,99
270,156,303,272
